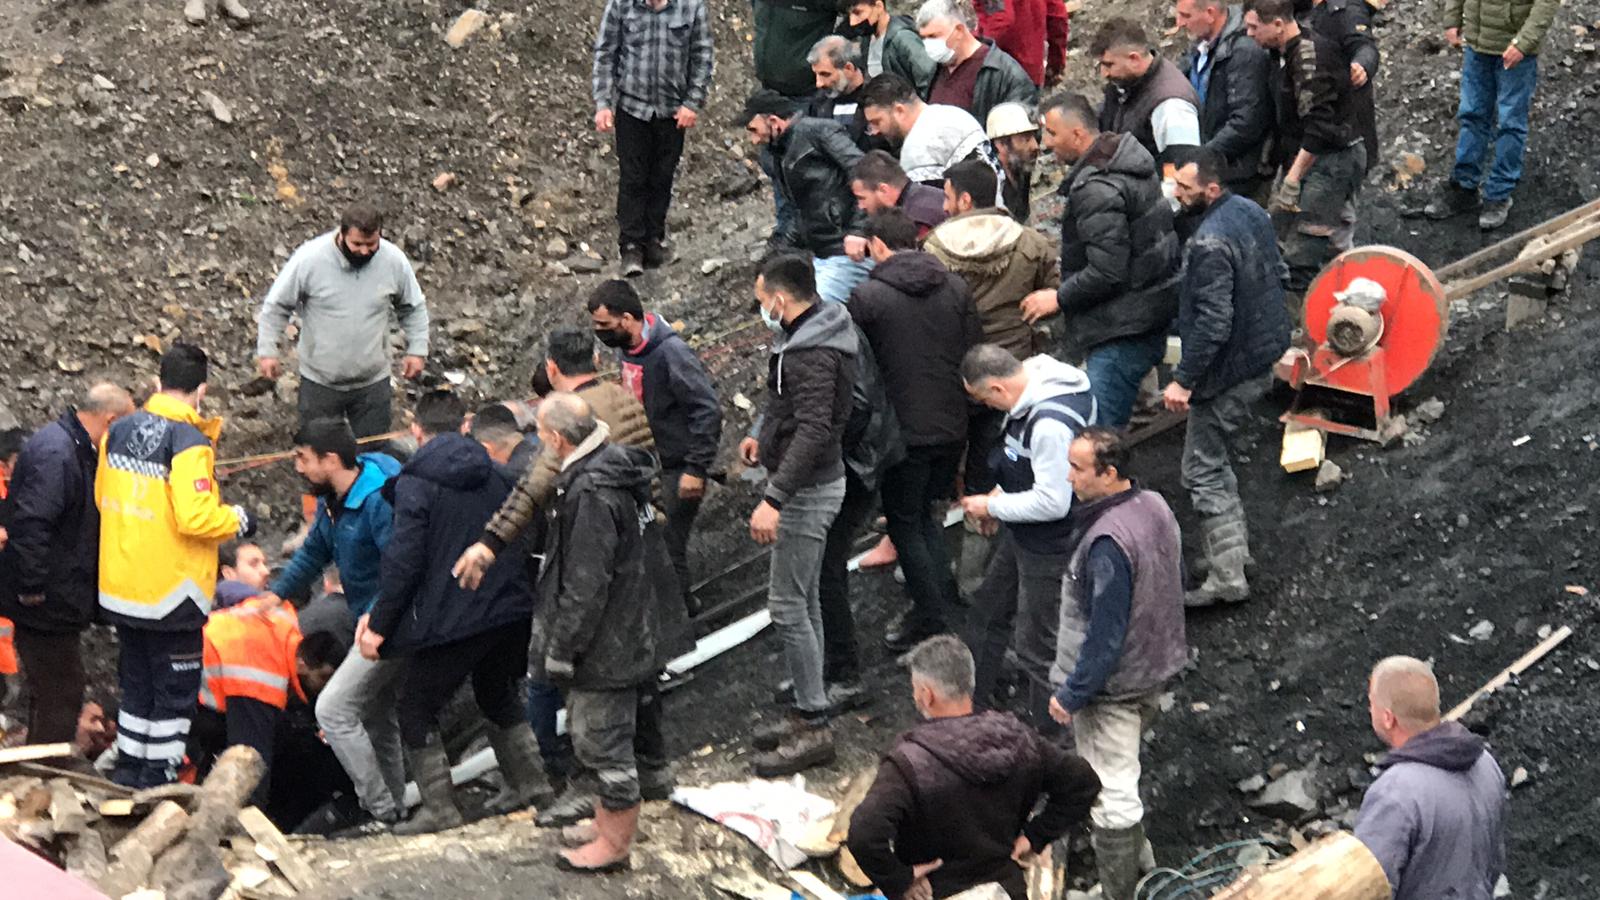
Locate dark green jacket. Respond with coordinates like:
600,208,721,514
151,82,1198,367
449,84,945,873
881,14,938,98
754,0,838,97
1444,0,1560,55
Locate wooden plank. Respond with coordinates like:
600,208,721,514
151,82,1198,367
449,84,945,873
237,806,319,892
100,798,139,817
0,743,74,765
15,761,135,796
48,778,87,834
1280,425,1326,473
1446,625,1573,721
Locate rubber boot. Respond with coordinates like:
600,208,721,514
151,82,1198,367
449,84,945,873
557,803,637,873
393,737,463,836
485,722,553,814
1185,511,1250,607
1091,822,1148,900
183,0,207,24
956,524,993,599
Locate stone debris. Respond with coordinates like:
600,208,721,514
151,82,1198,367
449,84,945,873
1413,397,1446,424
445,9,489,48
1469,619,1496,641
1314,459,1344,492
1248,767,1321,822
199,90,233,124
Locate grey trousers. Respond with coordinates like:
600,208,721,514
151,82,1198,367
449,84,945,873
568,686,642,811
965,529,1073,715
314,645,407,819
1182,376,1270,517
766,478,846,716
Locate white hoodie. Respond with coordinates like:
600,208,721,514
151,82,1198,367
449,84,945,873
986,355,1096,524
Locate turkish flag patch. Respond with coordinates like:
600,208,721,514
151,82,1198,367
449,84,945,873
193,478,212,492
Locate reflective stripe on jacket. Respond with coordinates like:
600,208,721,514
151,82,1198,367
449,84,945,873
199,599,303,712
97,394,241,631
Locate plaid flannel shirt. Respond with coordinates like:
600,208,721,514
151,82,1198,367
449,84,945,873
592,0,714,121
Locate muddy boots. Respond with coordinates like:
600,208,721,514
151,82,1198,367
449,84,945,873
752,715,836,777
394,736,463,836
538,770,598,827
1186,509,1250,607
1091,823,1151,900
485,722,553,815
557,803,639,873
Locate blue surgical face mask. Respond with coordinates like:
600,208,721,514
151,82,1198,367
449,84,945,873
760,301,785,332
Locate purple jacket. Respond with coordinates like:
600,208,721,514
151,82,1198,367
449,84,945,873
1354,721,1506,900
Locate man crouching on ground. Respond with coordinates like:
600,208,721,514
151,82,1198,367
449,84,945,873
848,636,1100,900
533,392,660,873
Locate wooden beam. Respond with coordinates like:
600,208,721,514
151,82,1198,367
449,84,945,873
0,743,74,765
1446,625,1573,721
15,762,134,797
237,806,319,893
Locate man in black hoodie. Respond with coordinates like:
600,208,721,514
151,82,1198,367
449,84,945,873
849,636,1100,900
588,279,723,616
851,208,982,651
359,391,547,836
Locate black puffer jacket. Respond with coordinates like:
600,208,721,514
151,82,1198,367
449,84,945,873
849,251,983,447
848,711,1101,900
0,410,101,632
1173,193,1292,400
1056,132,1181,357
534,440,659,690
1184,6,1275,186
757,302,858,505
774,116,868,258
368,433,533,653
843,323,906,493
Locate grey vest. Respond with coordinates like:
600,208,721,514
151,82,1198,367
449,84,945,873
1099,57,1200,163
1050,489,1188,700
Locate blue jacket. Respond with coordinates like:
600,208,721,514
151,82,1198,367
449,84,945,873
367,433,533,653
1355,721,1506,900
0,410,102,632
269,452,399,617
616,313,722,477
1172,193,1291,402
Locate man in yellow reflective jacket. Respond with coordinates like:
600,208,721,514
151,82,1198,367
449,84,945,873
97,344,255,787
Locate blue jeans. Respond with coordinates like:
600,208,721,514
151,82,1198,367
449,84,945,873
813,255,873,304
759,145,797,238
526,678,574,779
1452,47,1539,202
1084,331,1167,429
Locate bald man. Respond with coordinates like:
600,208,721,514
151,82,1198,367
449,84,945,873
0,382,135,744
1354,657,1507,900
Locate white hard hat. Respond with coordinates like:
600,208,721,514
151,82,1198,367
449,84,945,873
985,102,1036,140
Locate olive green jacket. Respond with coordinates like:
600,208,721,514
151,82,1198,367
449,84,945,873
1444,0,1561,56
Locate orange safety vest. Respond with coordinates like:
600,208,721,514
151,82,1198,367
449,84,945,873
198,599,304,713
0,617,15,676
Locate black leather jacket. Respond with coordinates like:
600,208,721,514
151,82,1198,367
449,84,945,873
774,116,868,257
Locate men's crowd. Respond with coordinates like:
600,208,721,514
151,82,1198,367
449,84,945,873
0,0,1547,893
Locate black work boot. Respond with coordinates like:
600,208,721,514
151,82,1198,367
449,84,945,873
642,239,674,269
537,771,598,828
485,722,554,815
639,763,677,801
1091,822,1152,900
619,244,645,278
1423,181,1480,220
753,717,835,777
394,736,463,836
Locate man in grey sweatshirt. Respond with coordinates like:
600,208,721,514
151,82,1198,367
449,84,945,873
256,203,431,440
1355,656,1506,900
959,344,1097,733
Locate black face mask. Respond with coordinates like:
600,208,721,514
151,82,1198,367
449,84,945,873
338,236,378,269
838,19,873,39
594,328,632,349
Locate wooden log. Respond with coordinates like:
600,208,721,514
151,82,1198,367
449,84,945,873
49,779,88,835
0,743,74,765
1210,831,1390,900
66,828,109,885
100,799,191,897
237,806,318,892
185,746,265,845
132,781,204,808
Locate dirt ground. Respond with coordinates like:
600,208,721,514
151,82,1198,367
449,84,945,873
2,0,1599,896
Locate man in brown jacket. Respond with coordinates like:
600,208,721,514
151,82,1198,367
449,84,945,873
455,326,681,830
924,159,1058,591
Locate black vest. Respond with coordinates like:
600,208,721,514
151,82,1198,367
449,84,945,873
992,390,1097,553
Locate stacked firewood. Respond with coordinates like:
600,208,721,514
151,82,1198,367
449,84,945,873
0,744,318,899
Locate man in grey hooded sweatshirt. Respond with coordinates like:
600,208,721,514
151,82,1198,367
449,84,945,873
1355,656,1506,900
959,344,1096,734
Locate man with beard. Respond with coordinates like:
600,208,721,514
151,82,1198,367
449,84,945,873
1162,149,1289,607
264,418,406,827
860,73,994,187
807,35,886,152
985,102,1041,223
256,203,430,441
1091,18,1201,166
850,151,950,238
